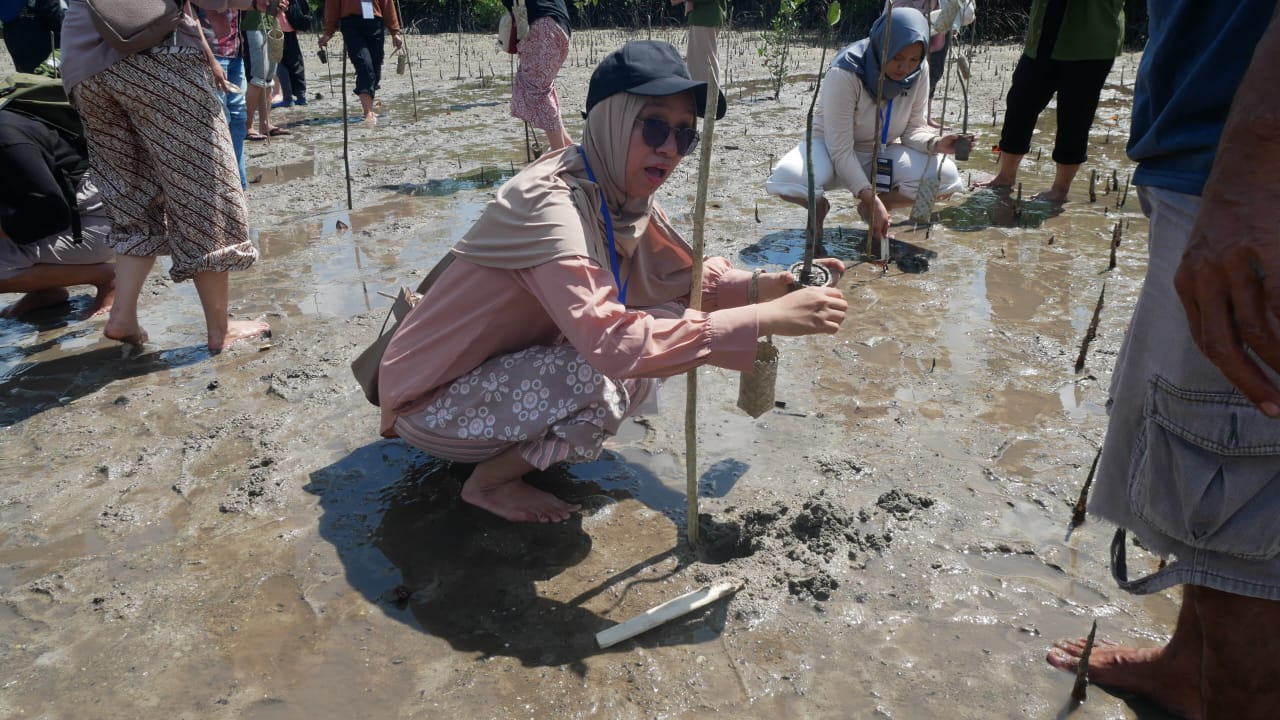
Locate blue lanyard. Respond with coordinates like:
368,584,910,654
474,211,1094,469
579,147,630,305
880,99,894,148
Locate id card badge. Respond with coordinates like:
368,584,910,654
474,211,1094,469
875,156,894,193
361,0,375,18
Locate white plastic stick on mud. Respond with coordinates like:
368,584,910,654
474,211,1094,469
595,578,744,649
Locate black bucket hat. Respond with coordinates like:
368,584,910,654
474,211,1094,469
584,40,727,120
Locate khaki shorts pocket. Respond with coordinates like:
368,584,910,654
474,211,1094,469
1129,375,1280,560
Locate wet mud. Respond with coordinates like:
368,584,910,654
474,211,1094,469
1,30,1180,720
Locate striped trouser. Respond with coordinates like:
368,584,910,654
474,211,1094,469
72,49,258,281
393,344,655,469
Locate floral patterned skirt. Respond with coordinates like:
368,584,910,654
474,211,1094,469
393,344,654,469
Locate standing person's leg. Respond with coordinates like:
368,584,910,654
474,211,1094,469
367,20,384,105
274,64,293,106
1038,57,1114,202
245,30,268,138
925,36,948,127
686,25,719,85
73,64,169,345
1197,587,1280,719
217,55,249,188
978,54,1057,188
1,17,54,73
510,18,572,151
282,30,307,104
1045,186,1280,719
341,18,378,123
89,52,267,350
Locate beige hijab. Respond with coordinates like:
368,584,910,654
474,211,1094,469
452,93,696,308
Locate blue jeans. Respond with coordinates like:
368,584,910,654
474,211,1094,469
217,55,248,189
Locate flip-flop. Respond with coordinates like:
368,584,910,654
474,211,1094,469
268,127,291,137
246,132,267,141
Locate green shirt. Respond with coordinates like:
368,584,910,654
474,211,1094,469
241,10,266,31
687,0,725,28
1024,0,1124,61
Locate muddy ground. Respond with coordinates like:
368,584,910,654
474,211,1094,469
0,28,1178,719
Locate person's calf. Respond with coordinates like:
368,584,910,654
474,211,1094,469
0,287,70,318
1196,586,1280,719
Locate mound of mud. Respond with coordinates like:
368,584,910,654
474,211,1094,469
697,486,935,603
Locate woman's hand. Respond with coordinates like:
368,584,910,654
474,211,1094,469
933,133,961,155
859,192,891,240
209,61,236,94
756,258,847,301
318,32,333,48
757,286,848,337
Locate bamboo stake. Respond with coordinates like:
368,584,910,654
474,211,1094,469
802,5,839,280
595,579,743,649
1074,283,1106,373
685,68,720,547
391,0,418,120
341,41,352,210
1070,447,1102,529
1071,620,1099,703
867,9,894,260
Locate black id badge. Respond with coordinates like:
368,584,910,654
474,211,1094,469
875,156,893,193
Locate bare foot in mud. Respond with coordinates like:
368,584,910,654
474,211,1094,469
1033,189,1068,204
461,477,580,523
209,319,271,353
0,287,70,318
104,317,149,347
83,280,116,319
1046,637,1202,720
976,174,1015,189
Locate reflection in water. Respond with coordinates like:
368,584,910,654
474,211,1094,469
739,227,938,273
938,188,1060,231
379,164,518,197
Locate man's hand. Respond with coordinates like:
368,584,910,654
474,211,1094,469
318,32,332,47
391,32,404,50
1175,203,1280,417
1174,9,1280,418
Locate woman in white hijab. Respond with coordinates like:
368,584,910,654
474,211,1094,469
766,8,966,241
379,41,848,524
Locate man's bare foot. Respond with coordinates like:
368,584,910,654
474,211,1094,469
461,477,580,523
0,287,71,318
976,175,1016,189
208,319,271,353
1047,638,1203,720
1033,189,1068,204
83,280,116,319
104,317,149,346
927,117,944,129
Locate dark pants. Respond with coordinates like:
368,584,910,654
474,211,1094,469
927,38,947,100
997,53,1114,165
276,31,307,101
2,14,61,74
339,16,384,99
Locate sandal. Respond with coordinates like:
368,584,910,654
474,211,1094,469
268,127,291,137
246,132,267,141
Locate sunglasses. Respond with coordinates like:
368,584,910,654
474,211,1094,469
635,117,700,156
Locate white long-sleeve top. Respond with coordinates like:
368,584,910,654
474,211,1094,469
812,64,940,197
